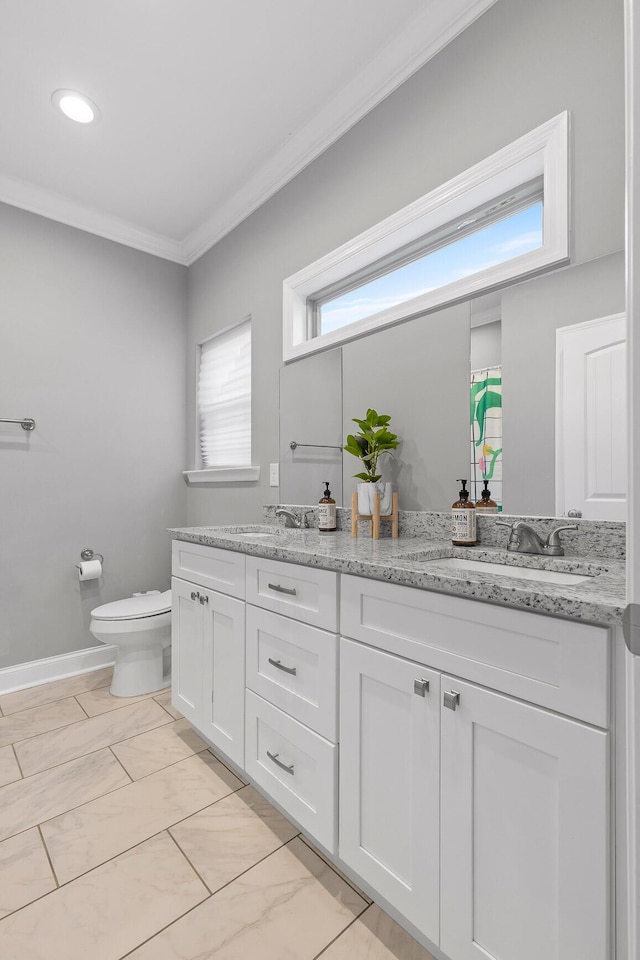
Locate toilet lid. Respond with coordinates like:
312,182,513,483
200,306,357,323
91,590,172,621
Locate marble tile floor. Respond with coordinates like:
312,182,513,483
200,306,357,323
0,668,437,960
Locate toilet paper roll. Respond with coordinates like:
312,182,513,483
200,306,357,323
77,559,102,581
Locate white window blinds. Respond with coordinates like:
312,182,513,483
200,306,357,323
198,320,251,467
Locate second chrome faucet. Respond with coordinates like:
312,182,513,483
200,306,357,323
497,520,578,556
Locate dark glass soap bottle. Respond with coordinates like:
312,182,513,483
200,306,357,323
451,479,476,545
318,481,337,532
476,480,498,514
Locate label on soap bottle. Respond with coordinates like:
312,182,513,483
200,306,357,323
318,503,336,531
451,509,476,543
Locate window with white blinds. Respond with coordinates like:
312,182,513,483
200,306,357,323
197,320,251,467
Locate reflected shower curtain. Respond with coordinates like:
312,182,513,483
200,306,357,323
470,366,502,507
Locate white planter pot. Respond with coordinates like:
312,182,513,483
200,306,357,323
357,481,392,516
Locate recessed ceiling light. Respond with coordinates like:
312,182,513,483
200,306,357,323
51,89,100,124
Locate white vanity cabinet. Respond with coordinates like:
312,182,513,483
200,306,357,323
243,556,340,852
340,638,441,941
339,574,611,960
171,542,246,768
439,675,608,960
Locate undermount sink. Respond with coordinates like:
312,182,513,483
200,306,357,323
218,525,285,538
422,557,594,585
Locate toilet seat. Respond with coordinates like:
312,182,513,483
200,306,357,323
91,590,171,622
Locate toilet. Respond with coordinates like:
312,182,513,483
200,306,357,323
89,590,172,697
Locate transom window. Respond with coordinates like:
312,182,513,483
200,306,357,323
283,113,568,361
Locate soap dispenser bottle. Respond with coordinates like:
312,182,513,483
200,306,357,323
452,479,476,545
475,480,498,514
318,482,337,532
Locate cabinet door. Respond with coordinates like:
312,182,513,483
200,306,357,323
440,676,609,960
200,586,246,768
339,638,440,942
171,577,203,727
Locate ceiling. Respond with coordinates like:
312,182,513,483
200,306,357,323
0,0,496,265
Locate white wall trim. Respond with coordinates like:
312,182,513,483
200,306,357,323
283,112,569,362
0,172,188,264
183,466,261,484
0,645,116,696
0,0,497,267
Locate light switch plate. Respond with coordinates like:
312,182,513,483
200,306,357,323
269,462,279,486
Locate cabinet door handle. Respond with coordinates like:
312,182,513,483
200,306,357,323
267,582,297,596
190,591,200,601
266,750,295,775
199,594,209,605
414,678,430,696
268,657,297,676
443,690,460,711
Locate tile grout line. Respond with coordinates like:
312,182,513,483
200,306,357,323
73,695,91,719
0,677,113,718
12,706,175,777
312,903,373,960
106,745,135,784
0,699,96,749
164,826,215,895
36,823,61,889
10,743,25,779
33,778,247,884
297,834,373,903
117,838,312,960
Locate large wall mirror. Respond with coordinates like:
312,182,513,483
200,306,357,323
279,248,625,520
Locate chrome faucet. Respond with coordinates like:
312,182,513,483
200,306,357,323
497,520,578,556
275,507,309,529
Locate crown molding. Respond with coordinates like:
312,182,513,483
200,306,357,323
0,0,497,267
0,171,188,263
182,0,498,265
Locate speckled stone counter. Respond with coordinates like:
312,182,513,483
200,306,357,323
169,523,625,627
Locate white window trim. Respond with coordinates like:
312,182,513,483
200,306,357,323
283,112,569,362
185,316,260,485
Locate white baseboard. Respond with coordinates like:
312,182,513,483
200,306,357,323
0,644,117,696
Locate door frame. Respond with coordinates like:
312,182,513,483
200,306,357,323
624,2,640,957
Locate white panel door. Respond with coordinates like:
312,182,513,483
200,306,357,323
556,313,626,519
339,638,440,943
440,676,609,960
200,586,245,768
171,576,204,727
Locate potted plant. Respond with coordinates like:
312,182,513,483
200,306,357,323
344,408,400,515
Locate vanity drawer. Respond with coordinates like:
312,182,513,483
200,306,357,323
246,606,338,741
341,575,609,727
172,540,245,598
245,556,338,631
245,690,337,852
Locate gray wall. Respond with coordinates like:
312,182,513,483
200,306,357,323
186,0,624,522
279,349,343,506
342,304,470,512
0,204,187,669
502,251,625,515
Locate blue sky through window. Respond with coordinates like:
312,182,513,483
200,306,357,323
319,203,543,335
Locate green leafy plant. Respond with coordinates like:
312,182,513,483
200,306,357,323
344,408,400,483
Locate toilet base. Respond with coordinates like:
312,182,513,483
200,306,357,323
110,644,167,697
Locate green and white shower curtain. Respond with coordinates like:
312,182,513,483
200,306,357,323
470,366,502,508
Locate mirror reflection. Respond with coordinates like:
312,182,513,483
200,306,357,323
280,249,625,520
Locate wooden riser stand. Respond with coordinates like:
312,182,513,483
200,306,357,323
352,491,399,539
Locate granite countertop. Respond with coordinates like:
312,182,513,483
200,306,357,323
169,524,625,627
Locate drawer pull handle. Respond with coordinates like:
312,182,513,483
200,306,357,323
443,690,460,711
199,594,209,605
414,678,430,697
268,657,297,676
267,583,297,596
190,591,199,601
266,750,295,775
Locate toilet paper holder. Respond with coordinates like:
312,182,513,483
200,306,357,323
76,547,104,570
